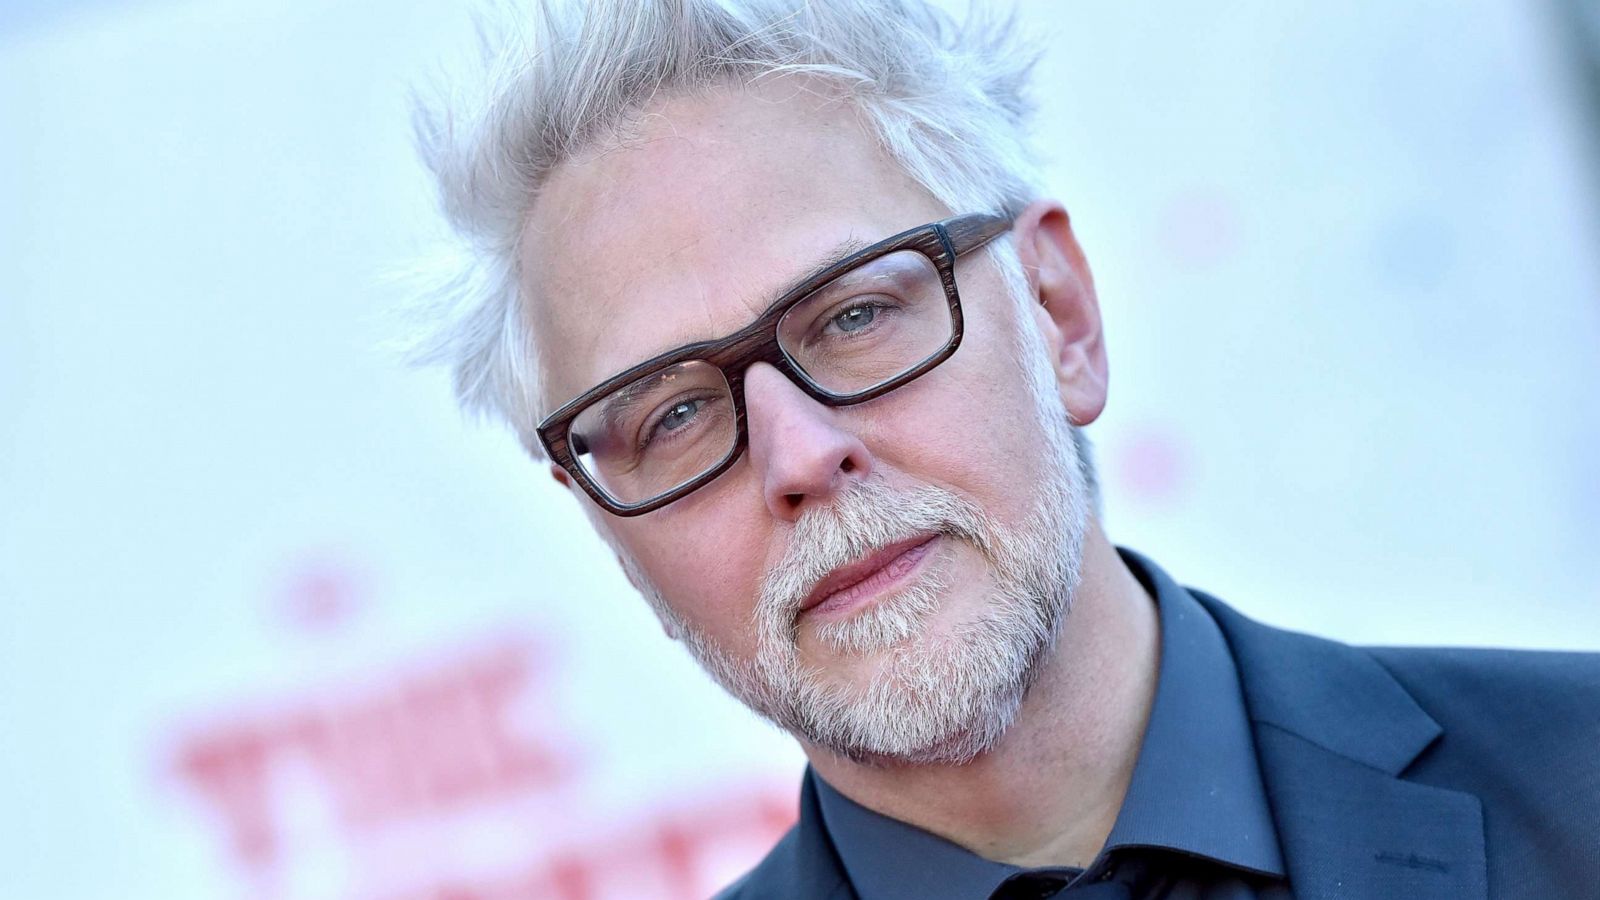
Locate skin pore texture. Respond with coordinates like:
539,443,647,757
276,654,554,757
523,79,1160,869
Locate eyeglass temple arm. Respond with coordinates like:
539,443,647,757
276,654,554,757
942,209,1017,255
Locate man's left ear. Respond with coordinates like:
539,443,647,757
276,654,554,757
1011,199,1109,427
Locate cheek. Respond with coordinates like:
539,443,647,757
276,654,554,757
866,291,1057,509
612,498,769,655
876,384,1043,516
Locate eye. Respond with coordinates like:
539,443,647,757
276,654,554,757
658,399,702,433
640,395,710,450
826,301,884,335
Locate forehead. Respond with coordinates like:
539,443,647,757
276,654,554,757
522,80,948,411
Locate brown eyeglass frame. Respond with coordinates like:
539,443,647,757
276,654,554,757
536,210,1016,516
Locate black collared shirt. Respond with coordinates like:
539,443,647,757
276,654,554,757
814,551,1293,899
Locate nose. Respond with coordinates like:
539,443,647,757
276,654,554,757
743,362,873,522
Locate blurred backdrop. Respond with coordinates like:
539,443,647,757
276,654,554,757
2,0,1598,898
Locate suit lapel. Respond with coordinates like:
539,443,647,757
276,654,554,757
1251,725,1485,899
1192,588,1487,900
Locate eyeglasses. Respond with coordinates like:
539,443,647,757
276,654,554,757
536,211,1015,516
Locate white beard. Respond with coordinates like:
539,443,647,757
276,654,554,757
633,370,1089,766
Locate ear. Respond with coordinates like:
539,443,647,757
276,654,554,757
548,463,571,488
1011,199,1109,428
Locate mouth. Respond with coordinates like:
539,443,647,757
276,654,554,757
798,534,940,620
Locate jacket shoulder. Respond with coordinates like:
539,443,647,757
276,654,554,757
1367,644,1600,882
1197,586,1600,890
1366,643,1600,743
1365,644,1600,791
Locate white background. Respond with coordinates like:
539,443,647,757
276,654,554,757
3,1,1598,898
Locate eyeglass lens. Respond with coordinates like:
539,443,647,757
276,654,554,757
568,248,952,506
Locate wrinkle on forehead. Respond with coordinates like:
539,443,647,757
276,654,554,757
521,77,947,411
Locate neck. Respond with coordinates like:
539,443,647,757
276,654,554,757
804,527,1160,869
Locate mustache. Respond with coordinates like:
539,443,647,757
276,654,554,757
756,479,989,622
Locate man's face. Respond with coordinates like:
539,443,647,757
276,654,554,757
523,81,1092,763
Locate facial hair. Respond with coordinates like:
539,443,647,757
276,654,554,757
630,362,1090,765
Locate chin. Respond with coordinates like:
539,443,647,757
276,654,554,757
794,601,1041,765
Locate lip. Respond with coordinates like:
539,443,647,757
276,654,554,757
799,535,939,619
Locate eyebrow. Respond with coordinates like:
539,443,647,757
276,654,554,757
760,236,873,316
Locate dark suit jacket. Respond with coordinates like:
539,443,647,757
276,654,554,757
716,568,1600,899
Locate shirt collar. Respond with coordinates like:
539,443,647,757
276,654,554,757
814,549,1285,900
816,776,1024,900
1103,548,1284,876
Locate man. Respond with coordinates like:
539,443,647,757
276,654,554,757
409,1,1600,897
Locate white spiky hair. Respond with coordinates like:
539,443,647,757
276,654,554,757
406,0,1051,452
